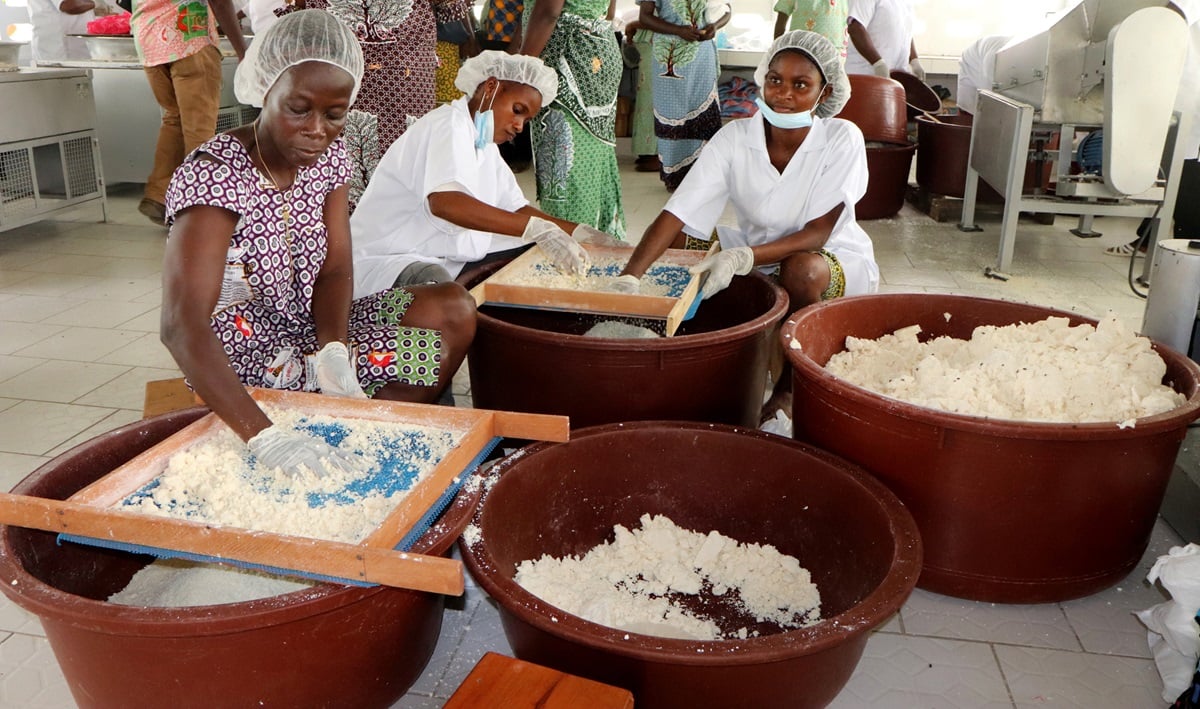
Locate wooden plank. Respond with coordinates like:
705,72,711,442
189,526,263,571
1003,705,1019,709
489,410,570,442
142,377,200,419
0,493,464,595
665,241,719,337
445,652,634,709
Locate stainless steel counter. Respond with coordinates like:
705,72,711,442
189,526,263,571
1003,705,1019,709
35,57,253,185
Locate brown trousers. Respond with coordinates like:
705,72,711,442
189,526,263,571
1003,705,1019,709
142,44,223,203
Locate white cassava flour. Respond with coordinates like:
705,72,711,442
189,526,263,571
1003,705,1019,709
108,558,314,607
514,514,821,641
119,406,462,543
500,257,691,298
824,315,1185,426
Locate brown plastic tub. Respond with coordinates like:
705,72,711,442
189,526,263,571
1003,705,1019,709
459,422,922,709
783,294,1200,603
836,74,908,144
889,69,941,119
858,141,917,220
915,113,1003,201
460,263,788,428
0,407,480,709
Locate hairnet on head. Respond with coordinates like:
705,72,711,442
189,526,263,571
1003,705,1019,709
454,50,559,107
754,30,850,119
234,10,365,108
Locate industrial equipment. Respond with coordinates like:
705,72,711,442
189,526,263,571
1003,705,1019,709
958,0,1190,280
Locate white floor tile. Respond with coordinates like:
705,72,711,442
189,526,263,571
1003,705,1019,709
12,328,144,363
0,401,116,456
0,357,41,386
0,274,105,300
901,590,1081,651
94,333,178,371
72,367,181,412
829,633,1013,709
0,361,130,404
42,301,157,330
996,645,1164,709
44,409,145,458
0,297,84,325
0,633,75,708
0,323,65,356
0,452,48,492
432,598,513,699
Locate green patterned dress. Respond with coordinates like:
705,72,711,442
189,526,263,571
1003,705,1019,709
526,0,626,238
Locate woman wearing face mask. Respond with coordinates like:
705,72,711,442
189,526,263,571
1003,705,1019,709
350,50,617,296
160,10,479,478
615,30,877,419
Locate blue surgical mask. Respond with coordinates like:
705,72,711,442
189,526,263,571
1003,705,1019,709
755,96,815,130
473,85,498,151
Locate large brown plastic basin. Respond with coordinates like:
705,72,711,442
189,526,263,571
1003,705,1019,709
858,142,917,221
461,263,789,428
783,294,1200,603
0,407,480,709
459,422,922,709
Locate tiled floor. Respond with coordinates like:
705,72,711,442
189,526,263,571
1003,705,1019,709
0,153,1192,708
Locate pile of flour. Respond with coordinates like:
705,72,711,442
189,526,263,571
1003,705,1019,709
119,406,461,543
825,315,1185,426
583,321,662,339
514,514,821,641
503,258,690,298
108,558,314,607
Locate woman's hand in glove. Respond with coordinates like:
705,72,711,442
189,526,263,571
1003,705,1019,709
689,246,755,299
572,223,627,248
522,217,589,275
315,341,368,398
247,425,363,478
606,274,641,294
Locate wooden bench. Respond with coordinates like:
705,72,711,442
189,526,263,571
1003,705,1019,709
445,652,634,709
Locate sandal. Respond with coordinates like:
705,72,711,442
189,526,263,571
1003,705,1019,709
1104,241,1145,257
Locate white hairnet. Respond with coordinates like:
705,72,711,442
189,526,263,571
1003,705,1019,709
753,30,850,119
454,50,559,107
234,10,365,108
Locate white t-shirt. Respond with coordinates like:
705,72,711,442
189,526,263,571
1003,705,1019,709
246,0,284,36
845,0,913,76
956,35,1010,116
663,113,879,294
350,97,529,298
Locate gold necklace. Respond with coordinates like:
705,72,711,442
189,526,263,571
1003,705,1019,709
252,120,293,248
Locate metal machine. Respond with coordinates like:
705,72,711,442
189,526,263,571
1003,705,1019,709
958,0,1190,279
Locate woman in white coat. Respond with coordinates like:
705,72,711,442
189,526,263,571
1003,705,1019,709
350,50,614,298
616,30,878,417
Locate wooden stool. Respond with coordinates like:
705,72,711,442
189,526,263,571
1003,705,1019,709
445,652,634,709
142,378,201,419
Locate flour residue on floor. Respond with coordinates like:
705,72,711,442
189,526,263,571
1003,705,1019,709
514,514,821,641
119,406,463,543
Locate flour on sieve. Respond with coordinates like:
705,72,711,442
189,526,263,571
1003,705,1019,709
514,514,822,641
119,406,462,543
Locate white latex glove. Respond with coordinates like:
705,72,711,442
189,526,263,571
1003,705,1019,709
522,216,589,275
572,223,627,248
247,425,363,478
315,341,368,399
689,246,754,299
871,58,890,78
607,274,641,294
908,58,926,82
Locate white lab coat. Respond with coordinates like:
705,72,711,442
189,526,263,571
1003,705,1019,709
28,0,94,63
351,97,529,298
246,0,284,36
956,35,1010,116
663,113,879,295
844,0,913,76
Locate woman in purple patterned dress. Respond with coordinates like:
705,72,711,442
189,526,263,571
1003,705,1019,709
160,11,476,477
300,0,475,204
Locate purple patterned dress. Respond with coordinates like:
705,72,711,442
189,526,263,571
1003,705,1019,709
164,133,443,396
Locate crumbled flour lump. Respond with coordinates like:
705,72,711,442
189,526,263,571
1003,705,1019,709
119,406,463,543
514,514,821,641
503,257,690,297
824,315,1185,426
